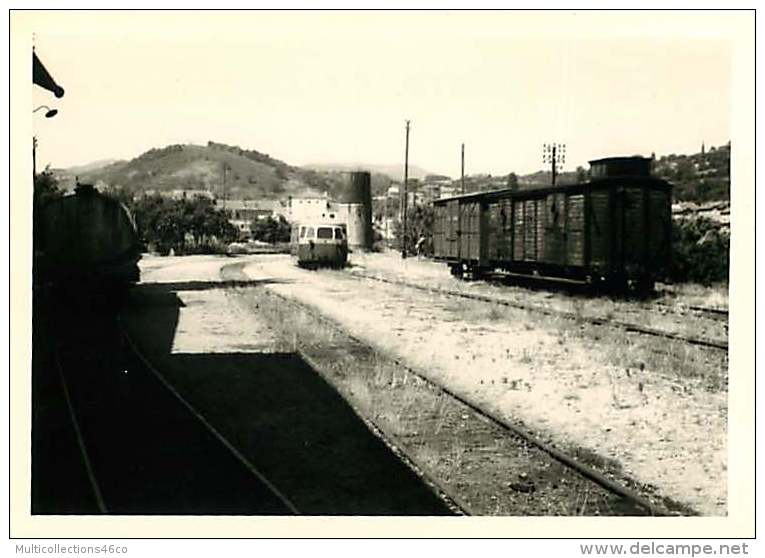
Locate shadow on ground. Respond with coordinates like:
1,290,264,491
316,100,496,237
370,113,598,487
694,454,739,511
136,278,293,293
32,280,452,516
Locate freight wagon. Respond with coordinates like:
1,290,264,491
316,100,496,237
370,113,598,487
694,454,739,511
36,183,142,296
432,157,672,293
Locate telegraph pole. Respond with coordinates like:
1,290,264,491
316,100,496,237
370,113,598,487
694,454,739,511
222,162,228,208
402,119,410,259
552,145,557,186
32,106,57,181
461,143,465,194
384,194,388,245
542,142,566,186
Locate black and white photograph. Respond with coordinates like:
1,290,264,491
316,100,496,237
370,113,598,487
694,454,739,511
9,7,756,541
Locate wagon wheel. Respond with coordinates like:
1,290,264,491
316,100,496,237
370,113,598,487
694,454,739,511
449,264,464,279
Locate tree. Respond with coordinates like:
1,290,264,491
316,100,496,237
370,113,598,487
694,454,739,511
103,185,134,207
670,217,729,285
576,166,588,184
506,172,519,191
250,215,291,243
130,194,237,255
33,167,63,252
34,166,62,206
394,204,434,255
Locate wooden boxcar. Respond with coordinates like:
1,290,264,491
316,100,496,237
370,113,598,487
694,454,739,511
432,157,672,292
36,183,142,293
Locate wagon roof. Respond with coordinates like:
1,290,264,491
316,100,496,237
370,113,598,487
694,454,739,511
432,176,672,204
588,155,651,164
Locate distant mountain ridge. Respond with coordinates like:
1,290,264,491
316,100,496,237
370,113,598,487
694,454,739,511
65,158,120,174
55,140,730,203
304,163,431,181
55,142,407,200
57,142,342,200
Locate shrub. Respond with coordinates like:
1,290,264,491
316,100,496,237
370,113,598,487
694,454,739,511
127,194,238,255
669,217,729,285
393,204,434,256
250,215,292,244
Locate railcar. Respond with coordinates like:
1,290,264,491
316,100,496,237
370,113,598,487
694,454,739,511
432,157,672,293
36,183,141,296
293,222,348,269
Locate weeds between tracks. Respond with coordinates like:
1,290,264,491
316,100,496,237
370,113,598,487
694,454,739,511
225,279,693,516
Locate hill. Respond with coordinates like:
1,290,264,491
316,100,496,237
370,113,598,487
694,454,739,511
652,143,730,202
463,143,731,202
61,142,344,200
304,163,431,182
57,141,731,204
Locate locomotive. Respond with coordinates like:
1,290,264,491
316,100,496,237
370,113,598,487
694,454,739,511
35,183,142,298
432,156,672,293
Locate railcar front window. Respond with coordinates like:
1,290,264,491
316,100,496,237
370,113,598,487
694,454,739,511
305,227,314,238
334,228,344,239
317,227,333,239
299,226,306,238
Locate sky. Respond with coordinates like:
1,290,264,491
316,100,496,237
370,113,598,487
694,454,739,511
27,11,734,178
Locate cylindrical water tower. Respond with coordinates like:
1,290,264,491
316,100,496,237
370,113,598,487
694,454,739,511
336,171,373,251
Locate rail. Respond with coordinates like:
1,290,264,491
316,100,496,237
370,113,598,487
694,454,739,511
350,270,728,352
264,288,688,517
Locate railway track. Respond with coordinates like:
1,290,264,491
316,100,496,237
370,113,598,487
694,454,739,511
119,324,300,514
653,300,729,322
258,285,690,516
49,317,298,515
349,270,728,352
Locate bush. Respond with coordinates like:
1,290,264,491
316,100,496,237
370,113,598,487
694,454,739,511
669,217,729,285
128,194,238,255
250,215,291,244
393,204,434,256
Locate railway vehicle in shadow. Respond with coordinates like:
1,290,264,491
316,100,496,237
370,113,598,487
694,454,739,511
432,156,672,294
291,222,348,269
35,182,142,300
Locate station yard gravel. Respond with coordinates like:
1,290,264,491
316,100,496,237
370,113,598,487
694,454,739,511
237,253,728,516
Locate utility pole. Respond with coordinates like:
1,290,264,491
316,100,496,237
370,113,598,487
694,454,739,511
552,145,557,186
32,106,58,182
384,194,388,245
542,142,566,186
222,162,228,208
402,119,410,259
461,143,465,194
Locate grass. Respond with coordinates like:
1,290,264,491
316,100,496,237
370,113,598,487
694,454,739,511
659,281,729,309
452,279,727,394
227,285,651,515
513,297,729,392
382,273,727,392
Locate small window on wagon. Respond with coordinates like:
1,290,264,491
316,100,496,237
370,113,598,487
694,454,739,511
317,227,334,239
299,226,307,238
305,227,314,239
334,228,344,240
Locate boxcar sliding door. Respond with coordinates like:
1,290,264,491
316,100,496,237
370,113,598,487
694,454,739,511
565,194,586,268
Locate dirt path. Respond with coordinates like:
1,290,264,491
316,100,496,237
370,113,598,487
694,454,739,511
236,254,727,516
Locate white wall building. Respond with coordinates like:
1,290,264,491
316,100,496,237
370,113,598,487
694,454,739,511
288,196,340,224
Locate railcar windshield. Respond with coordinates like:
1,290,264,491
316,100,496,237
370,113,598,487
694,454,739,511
317,227,334,239
334,228,344,240
299,226,306,238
